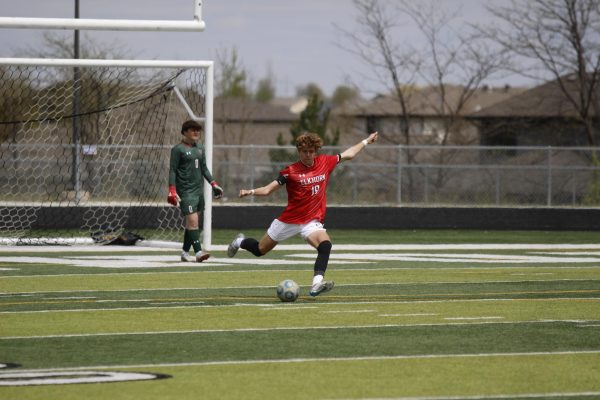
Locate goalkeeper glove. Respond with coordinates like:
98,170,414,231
211,181,224,199
167,185,180,206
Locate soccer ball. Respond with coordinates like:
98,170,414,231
276,279,300,302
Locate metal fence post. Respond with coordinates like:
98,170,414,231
249,145,255,204
495,168,500,205
397,145,403,205
547,146,552,206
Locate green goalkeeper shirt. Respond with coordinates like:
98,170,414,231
168,142,214,197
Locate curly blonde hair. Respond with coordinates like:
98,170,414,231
295,133,323,150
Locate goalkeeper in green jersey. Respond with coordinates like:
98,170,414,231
168,120,223,262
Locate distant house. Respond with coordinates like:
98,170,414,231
213,97,299,146
211,97,302,191
334,85,525,145
470,76,600,147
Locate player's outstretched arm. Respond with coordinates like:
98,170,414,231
239,180,281,198
340,131,378,161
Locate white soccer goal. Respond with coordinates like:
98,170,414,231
0,58,215,248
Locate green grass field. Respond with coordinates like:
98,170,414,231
1,229,600,400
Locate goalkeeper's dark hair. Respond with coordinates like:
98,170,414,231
296,133,323,150
181,120,203,134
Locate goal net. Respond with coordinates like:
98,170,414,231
0,59,214,247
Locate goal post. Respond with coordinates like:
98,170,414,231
0,57,215,249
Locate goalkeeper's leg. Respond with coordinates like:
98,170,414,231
180,229,195,262
183,210,210,262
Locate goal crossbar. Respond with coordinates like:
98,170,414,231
0,1,204,32
0,58,213,68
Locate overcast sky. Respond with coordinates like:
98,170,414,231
0,0,535,97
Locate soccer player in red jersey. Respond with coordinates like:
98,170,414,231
227,131,378,296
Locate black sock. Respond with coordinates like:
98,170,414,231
241,238,263,257
314,240,332,275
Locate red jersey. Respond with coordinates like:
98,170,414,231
277,154,340,224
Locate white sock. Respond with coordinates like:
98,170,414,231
181,250,188,257
312,274,324,287
234,237,243,247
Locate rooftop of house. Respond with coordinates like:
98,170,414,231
213,97,298,122
471,74,599,118
335,84,527,117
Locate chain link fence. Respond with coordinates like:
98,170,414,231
214,144,600,208
1,143,599,208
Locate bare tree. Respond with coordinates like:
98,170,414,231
400,1,509,190
338,0,505,201
483,0,600,146
337,0,419,146
404,2,507,144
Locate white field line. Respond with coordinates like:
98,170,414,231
380,313,438,317
336,391,600,400
1,278,597,297
260,306,320,311
8,349,600,373
288,252,600,264
147,302,206,306
444,316,505,320
0,256,367,269
2,269,599,280
2,319,598,341
0,252,600,279
2,297,600,315
534,251,600,255
3,243,600,253
511,273,554,275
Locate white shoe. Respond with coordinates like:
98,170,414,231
227,233,245,257
309,281,334,297
181,253,194,262
196,251,210,262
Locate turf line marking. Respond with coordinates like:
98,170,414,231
3,244,600,253
444,316,504,320
322,309,376,314
2,320,598,340
10,350,600,372
0,256,364,269
2,265,599,281
380,313,438,317
337,391,600,399
3,279,599,297
511,273,554,275
261,306,320,310
289,252,600,264
2,296,600,314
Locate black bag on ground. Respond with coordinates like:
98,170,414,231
91,230,144,245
